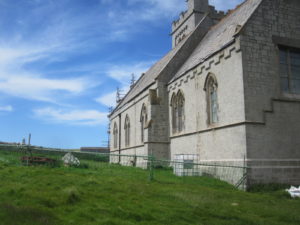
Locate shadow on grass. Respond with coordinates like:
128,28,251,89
248,183,290,192
0,203,58,225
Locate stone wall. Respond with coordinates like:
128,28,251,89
109,81,171,161
241,0,300,185
109,83,156,155
168,42,247,163
241,0,300,122
145,81,171,160
246,100,300,185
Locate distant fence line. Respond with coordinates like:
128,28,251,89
0,143,75,153
0,144,247,189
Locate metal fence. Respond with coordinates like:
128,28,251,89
0,144,247,189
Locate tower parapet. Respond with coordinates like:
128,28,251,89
171,0,225,48
209,5,225,23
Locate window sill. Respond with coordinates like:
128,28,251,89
207,123,219,129
278,93,300,101
171,131,185,137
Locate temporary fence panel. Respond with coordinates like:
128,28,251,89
173,154,200,176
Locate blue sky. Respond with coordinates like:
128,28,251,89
0,0,243,149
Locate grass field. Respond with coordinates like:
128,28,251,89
0,150,300,225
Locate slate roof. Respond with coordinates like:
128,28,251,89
111,0,262,115
111,24,193,113
171,0,263,82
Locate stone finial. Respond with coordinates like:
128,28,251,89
116,87,123,103
130,73,136,88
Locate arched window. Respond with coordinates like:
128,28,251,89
205,74,219,124
140,104,148,143
113,122,118,149
177,91,185,132
171,90,185,134
124,115,130,147
171,93,178,134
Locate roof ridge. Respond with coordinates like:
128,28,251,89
110,14,211,115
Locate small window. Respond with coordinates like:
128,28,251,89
124,115,130,147
113,122,118,149
279,46,300,94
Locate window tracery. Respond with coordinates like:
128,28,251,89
171,90,185,134
113,122,118,149
140,104,148,143
124,115,130,147
205,74,219,124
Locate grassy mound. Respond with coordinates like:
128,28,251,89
0,159,299,225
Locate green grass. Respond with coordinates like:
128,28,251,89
0,150,300,225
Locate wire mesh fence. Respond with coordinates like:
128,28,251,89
0,144,247,189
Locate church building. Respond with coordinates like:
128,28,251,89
109,0,300,186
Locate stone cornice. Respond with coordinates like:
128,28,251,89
168,38,241,91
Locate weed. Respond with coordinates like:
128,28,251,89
63,187,81,204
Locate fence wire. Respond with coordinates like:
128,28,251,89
0,144,247,189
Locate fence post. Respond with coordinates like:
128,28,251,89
148,155,154,181
26,145,31,166
235,156,247,190
243,155,247,190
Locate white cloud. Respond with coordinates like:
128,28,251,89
95,61,153,107
100,0,243,41
95,91,117,108
0,73,93,102
0,42,99,103
106,61,153,85
0,105,13,112
0,1,106,104
98,0,186,42
128,0,186,19
33,107,108,126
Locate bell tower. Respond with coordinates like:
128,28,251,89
171,0,209,48
187,0,209,13
171,0,225,48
